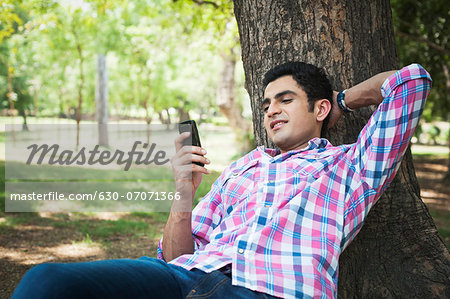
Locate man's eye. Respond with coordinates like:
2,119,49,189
263,106,269,113
282,99,293,103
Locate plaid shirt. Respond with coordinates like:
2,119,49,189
157,64,431,298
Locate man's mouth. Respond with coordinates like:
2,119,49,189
270,120,287,131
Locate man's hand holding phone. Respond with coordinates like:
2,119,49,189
170,120,210,211
163,120,208,258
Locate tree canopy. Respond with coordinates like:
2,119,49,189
0,0,447,129
0,0,244,125
391,0,449,121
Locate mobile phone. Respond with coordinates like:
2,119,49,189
178,120,204,166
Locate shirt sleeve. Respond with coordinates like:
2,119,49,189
157,169,227,261
341,64,432,248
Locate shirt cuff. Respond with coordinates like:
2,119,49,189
156,236,200,262
157,237,164,260
381,63,432,98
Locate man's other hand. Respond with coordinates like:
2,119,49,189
327,91,344,128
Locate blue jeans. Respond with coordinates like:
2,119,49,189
11,257,277,298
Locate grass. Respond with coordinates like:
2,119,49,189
0,212,156,239
411,143,449,157
77,219,155,238
77,233,93,245
411,152,448,158
0,150,222,239
429,209,450,247
0,163,222,240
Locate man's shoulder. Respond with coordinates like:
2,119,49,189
218,147,261,178
228,147,263,168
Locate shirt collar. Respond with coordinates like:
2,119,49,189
258,138,332,161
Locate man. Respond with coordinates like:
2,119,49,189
12,62,431,299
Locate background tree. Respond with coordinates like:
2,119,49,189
391,0,450,180
392,0,449,121
0,1,33,130
174,0,254,152
2,0,250,144
233,0,450,297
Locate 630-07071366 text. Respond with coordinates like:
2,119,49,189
9,191,182,201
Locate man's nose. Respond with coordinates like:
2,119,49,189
266,102,281,117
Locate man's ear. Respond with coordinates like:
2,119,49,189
315,99,331,122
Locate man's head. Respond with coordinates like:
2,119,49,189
262,62,333,152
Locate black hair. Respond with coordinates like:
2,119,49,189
263,61,333,136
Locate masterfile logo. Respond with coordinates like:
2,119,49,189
26,141,170,171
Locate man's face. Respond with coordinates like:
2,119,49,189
263,75,322,153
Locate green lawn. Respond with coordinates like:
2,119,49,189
0,159,221,244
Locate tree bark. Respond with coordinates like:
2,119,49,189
442,63,450,181
74,33,84,148
233,0,450,297
6,62,16,140
96,54,109,147
19,108,28,131
177,105,191,122
6,62,16,117
142,90,152,144
216,49,253,152
32,82,40,117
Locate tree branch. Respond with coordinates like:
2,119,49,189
192,0,219,8
173,0,219,8
396,31,450,56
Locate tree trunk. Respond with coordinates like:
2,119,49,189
58,64,68,118
58,87,66,118
96,54,109,147
442,63,450,181
233,0,450,297
143,91,152,144
158,110,172,129
76,44,83,148
19,108,28,131
6,62,16,140
73,27,84,148
32,83,40,117
158,111,166,124
177,105,191,123
216,49,253,152
166,109,172,124
6,62,16,117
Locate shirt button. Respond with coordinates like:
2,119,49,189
232,172,239,176
238,249,244,254
264,204,270,208
268,180,274,184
